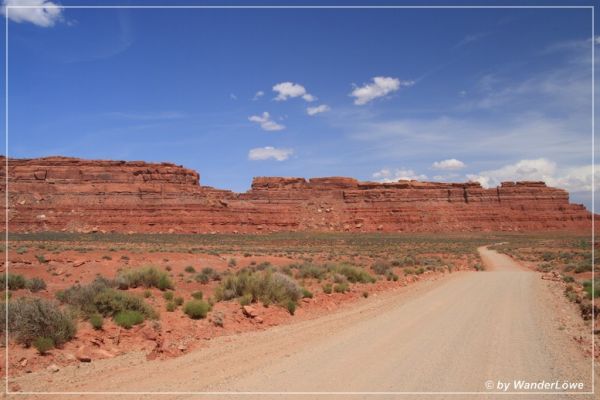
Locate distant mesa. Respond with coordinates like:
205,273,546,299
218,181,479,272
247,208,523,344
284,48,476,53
0,156,592,233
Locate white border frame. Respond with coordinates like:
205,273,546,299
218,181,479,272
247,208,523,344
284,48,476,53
3,3,595,396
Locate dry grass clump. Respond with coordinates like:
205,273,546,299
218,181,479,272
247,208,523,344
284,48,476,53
2,297,76,347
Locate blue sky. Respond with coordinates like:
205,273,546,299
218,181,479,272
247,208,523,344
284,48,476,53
2,1,598,209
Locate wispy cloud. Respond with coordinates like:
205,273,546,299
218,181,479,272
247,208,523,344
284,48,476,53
306,104,330,116
2,0,62,27
372,168,427,182
248,112,285,131
452,32,490,49
248,146,293,161
350,76,413,105
432,159,465,170
252,91,264,101
467,158,597,194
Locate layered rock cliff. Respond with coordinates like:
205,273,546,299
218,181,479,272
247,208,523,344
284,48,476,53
0,156,592,233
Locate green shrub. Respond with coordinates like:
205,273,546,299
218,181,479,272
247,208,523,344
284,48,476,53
163,291,174,301
116,267,173,291
56,277,114,316
239,293,252,306
5,298,76,346
228,258,237,267
191,291,203,300
113,310,144,329
93,289,157,319
196,273,210,284
286,299,296,315
89,313,103,330
215,270,302,309
301,288,313,299
583,280,599,299
294,263,327,280
372,260,392,275
165,301,176,312
26,277,47,292
174,296,184,306
184,266,196,273
334,282,349,293
183,300,210,319
562,275,575,283
0,274,27,290
35,254,48,264
143,290,152,298
16,247,28,254
33,337,54,355
322,283,333,294
336,265,375,283
575,262,592,274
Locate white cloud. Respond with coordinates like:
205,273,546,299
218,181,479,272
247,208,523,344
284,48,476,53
372,168,427,183
273,82,315,102
350,76,414,105
306,104,330,116
248,112,285,131
248,146,293,161
432,158,466,170
2,0,63,27
466,158,598,194
229,93,237,100
252,91,264,101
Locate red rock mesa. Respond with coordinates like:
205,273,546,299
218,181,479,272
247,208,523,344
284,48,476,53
0,156,592,233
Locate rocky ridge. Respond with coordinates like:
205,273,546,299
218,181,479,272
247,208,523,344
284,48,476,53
0,156,592,233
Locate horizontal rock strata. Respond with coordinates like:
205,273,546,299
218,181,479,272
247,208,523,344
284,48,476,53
0,156,592,233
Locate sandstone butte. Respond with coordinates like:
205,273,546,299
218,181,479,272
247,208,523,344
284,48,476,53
0,156,593,234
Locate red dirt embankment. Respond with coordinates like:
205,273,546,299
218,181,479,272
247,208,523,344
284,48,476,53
0,156,593,233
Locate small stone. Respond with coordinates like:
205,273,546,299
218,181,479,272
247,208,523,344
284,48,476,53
19,358,27,367
242,305,258,318
47,364,60,373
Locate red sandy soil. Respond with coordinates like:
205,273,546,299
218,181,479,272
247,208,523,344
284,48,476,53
1,244,471,378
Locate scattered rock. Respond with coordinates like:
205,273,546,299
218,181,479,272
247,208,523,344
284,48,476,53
242,305,258,318
47,364,60,373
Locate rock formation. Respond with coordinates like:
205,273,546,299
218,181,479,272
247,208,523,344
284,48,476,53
0,156,592,233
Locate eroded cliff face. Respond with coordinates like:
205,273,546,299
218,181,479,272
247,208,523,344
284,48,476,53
0,156,592,233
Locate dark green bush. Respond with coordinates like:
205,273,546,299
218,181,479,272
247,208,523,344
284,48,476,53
191,291,203,300
33,337,54,355
163,291,174,301
113,310,144,329
93,289,157,319
165,301,176,312
184,266,196,273
301,288,313,298
0,274,27,290
322,283,333,294
286,299,296,315
174,296,184,306
89,313,103,330
183,300,210,319
56,277,114,316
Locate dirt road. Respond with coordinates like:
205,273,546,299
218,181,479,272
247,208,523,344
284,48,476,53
12,247,594,397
